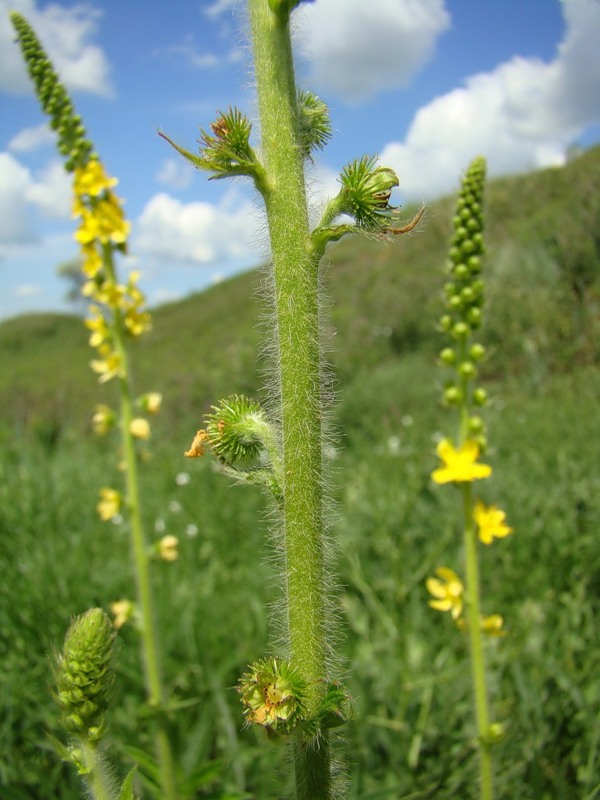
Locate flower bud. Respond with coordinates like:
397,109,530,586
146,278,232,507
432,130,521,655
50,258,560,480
55,609,115,742
473,387,488,406
444,386,462,405
439,347,456,365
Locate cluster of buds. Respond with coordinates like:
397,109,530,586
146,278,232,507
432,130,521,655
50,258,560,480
10,13,93,171
54,609,116,743
438,156,488,446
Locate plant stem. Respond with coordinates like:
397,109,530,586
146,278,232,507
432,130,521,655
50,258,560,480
104,248,178,800
80,739,117,800
462,482,493,800
247,2,331,797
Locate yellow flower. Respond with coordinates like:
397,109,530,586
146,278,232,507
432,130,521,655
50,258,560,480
426,566,464,619
184,429,209,458
141,392,162,414
124,306,152,337
130,417,150,440
474,500,513,544
97,488,121,521
81,243,102,278
75,194,130,246
90,345,122,383
158,535,179,562
74,158,118,198
92,404,115,435
110,599,134,630
457,613,506,636
481,614,506,637
85,307,110,348
431,439,492,484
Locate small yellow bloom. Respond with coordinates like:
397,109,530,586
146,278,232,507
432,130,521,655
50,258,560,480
184,429,209,458
431,439,492,484
474,500,513,544
85,308,110,348
97,488,121,521
92,404,115,435
75,194,130,246
74,159,117,198
90,346,122,383
142,392,162,414
110,599,134,630
481,614,506,637
130,417,151,440
158,535,179,562
81,243,102,278
426,566,464,619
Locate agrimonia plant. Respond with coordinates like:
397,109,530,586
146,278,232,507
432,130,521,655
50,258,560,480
174,2,421,797
427,157,513,800
11,13,178,800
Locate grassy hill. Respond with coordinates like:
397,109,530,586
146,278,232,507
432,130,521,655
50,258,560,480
1,145,599,442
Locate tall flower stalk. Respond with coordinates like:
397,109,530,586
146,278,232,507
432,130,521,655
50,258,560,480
427,157,512,800
11,15,178,800
173,1,422,796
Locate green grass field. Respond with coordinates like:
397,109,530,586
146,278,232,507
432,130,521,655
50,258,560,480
1,148,599,799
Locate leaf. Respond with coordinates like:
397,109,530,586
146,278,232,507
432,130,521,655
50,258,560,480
119,766,139,800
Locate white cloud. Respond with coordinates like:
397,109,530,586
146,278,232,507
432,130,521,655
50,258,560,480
0,153,72,250
15,283,42,297
134,191,262,266
152,33,242,69
203,0,238,20
156,158,195,191
8,123,56,153
0,0,113,96
380,0,600,200
0,153,35,246
294,0,450,103
24,160,72,219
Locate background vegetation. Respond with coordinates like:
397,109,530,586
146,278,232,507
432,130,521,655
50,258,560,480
1,146,599,799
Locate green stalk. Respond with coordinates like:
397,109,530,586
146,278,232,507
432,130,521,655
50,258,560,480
103,248,178,800
247,2,331,797
462,484,493,800
79,740,117,800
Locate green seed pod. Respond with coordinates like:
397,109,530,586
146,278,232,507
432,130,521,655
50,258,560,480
338,155,400,230
238,657,307,735
204,394,272,465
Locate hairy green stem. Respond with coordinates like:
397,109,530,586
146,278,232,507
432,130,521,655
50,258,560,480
462,482,493,800
103,248,178,800
79,739,117,800
248,1,331,797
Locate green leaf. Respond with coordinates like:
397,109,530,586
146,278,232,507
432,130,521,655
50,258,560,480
119,766,139,800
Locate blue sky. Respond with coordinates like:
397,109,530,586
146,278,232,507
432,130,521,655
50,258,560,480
1,0,599,321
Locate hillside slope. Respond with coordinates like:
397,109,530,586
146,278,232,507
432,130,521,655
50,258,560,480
1,146,598,438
